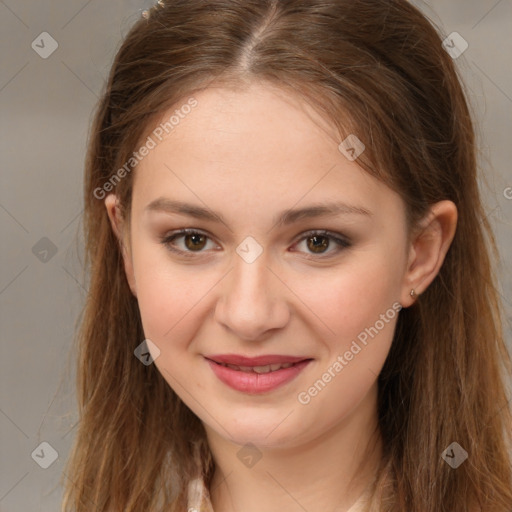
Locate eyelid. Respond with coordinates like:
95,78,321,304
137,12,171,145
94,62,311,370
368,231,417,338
160,228,220,258
290,229,351,259
160,228,352,259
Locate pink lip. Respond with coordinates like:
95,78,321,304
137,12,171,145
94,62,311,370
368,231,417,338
206,354,308,366
205,356,312,394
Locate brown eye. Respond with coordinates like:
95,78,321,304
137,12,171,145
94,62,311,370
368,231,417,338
306,234,330,254
161,228,351,260
161,229,216,257
293,230,351,259
184,233,207,251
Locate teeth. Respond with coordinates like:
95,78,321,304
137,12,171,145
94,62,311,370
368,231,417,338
238,365,255,373
219,362,296,372
253,365,271,374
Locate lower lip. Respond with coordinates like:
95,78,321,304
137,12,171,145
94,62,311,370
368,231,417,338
206,358,312,394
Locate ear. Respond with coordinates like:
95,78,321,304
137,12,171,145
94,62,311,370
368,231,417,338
401,200,458,307
104,194,137,297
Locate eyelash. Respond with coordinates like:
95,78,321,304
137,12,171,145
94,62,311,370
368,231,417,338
159,228,352,260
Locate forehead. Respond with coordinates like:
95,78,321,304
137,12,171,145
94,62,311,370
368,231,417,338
130,81,402,226
149,81,342,170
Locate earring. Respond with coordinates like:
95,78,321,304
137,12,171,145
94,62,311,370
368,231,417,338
410,289,416,298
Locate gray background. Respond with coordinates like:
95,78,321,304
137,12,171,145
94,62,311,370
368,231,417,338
0,0,511,510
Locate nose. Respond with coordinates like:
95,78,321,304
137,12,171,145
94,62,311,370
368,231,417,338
214,251,290,341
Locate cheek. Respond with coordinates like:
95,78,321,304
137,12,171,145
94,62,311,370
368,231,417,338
292,252,401,406
296,251,401,345
133,260,210,389
294,267,398,425
131,242,201,344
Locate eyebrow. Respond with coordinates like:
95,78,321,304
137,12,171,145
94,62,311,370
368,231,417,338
144,197,372,227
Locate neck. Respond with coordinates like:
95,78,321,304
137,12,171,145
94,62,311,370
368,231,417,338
205,384,382,512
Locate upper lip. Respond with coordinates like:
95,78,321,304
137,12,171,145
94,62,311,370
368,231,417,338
205,354,311,366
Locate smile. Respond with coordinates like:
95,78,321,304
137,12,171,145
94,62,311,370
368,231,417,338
216,361,296,373
205,356,313,394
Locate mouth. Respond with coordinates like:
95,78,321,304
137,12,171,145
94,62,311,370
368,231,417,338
205,354,312,371
204,355,313,394
208,360,307,373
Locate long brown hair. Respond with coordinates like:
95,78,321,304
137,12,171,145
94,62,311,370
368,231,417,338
61,1,512,510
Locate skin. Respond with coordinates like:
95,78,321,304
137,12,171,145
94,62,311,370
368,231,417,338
105,80,457,512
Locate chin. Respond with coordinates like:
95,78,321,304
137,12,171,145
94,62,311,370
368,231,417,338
217,413,303,448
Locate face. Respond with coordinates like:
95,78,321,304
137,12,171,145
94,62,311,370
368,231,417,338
110,81,415,449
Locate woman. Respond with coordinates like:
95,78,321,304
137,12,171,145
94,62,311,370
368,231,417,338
61,1,512,511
